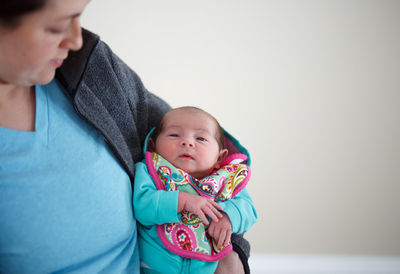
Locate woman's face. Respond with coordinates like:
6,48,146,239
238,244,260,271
0,0,90,86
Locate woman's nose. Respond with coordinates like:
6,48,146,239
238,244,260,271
60,17,83,51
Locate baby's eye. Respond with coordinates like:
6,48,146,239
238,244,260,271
169,134,179,137
196,137,207,142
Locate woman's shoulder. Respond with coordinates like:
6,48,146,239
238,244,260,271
57,28,142,94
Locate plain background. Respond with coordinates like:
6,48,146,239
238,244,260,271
81,0,400,256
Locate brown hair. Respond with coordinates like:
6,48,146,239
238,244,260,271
0,0,47,28
152,106,225,150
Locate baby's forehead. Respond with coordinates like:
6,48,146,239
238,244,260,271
165,107,205,117
162,110,218,132
165,109,215,124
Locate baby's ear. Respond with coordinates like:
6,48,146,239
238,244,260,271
215,149,229,169
148,138,156,152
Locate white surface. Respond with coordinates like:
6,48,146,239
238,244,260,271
249,254,400,274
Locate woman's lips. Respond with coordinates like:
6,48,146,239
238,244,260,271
50,58,64,68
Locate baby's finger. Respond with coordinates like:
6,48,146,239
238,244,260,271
204,207,220,223
197,211,209,225
214,208,223,219
224,232,231,247
210,200,223,211
207,201,223,218
207,224,215,238
217,230,226,249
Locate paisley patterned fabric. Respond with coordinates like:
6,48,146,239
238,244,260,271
145,152,251,262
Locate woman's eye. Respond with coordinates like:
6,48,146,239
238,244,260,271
169,134,179,137
47,27,68,34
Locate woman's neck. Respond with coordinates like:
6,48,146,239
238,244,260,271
0,84,36,131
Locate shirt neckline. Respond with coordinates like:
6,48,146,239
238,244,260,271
0,84,49,146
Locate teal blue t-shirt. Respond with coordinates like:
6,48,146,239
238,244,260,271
0,80,139,273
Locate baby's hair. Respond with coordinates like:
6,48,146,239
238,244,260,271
152,106,225,149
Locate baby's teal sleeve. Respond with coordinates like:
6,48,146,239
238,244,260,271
133,161,180,225
219,188,258,234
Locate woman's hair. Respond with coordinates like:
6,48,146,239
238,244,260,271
0,0,47,28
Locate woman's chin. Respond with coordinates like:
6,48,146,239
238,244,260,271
33,70,57,86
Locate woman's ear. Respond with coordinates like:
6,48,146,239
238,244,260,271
215,149,229,169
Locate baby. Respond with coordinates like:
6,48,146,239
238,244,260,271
134,106,257,273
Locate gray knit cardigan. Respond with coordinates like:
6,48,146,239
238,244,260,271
56,28,170,182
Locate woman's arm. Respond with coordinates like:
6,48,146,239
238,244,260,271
219,188,258,234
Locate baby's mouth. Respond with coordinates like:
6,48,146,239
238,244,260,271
179,153,194,160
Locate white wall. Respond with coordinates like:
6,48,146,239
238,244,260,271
81,0,400,256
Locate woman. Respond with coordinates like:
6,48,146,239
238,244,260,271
0,0,251,273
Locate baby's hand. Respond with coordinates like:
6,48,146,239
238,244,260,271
178,192,223,225
208,212,232,249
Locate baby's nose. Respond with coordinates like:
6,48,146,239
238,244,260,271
180,139,194,147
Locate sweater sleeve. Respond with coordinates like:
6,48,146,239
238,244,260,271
133,162,180,226
218,188,258,234
106,46,171,147
92,39,171,164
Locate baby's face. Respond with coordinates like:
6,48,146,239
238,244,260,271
154,109,222,179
